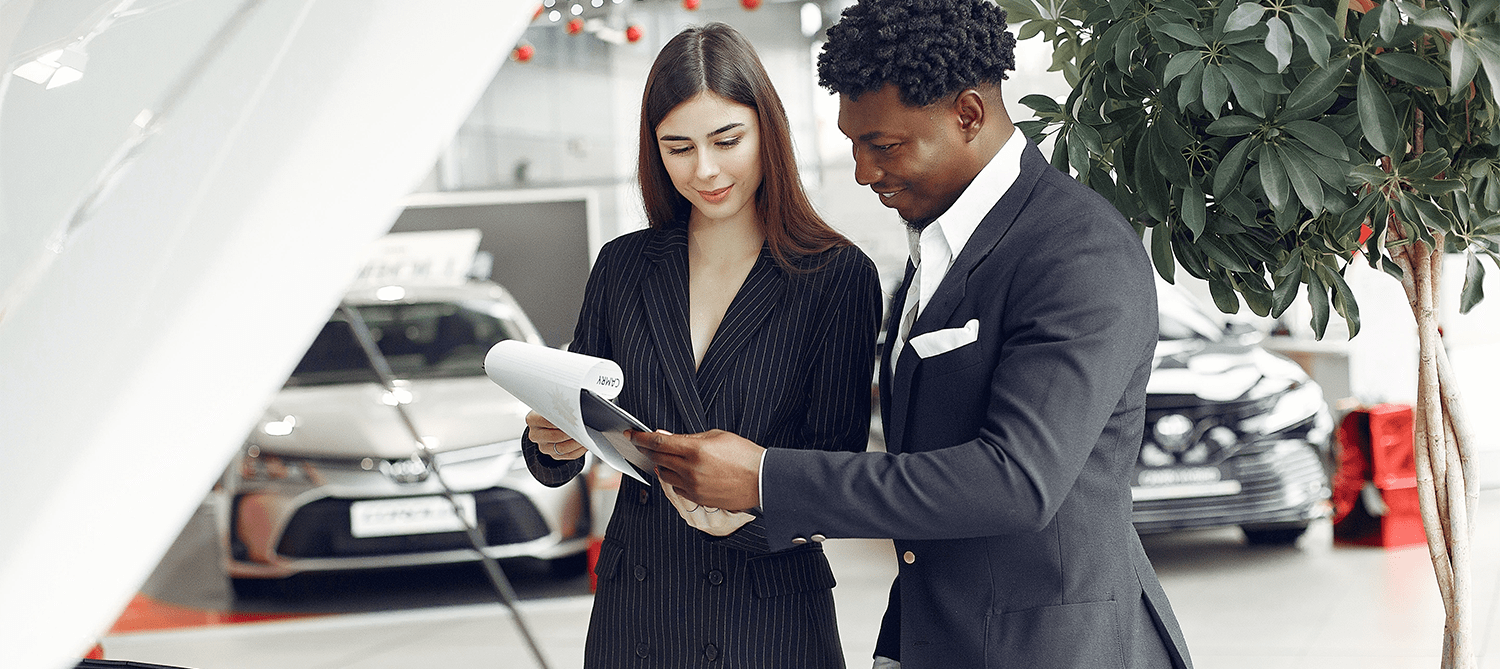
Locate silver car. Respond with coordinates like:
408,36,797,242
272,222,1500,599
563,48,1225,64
215,281,589,594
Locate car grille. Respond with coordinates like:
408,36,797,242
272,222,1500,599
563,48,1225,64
1132,440,1329,533
270,487,550,559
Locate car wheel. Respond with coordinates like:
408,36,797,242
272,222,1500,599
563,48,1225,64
1242,524,1308,546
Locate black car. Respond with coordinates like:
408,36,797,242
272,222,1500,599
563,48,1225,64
1131,282,1335,544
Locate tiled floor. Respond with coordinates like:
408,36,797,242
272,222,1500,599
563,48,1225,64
103,492,1500,669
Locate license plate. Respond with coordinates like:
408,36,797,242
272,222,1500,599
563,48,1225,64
349,494,477,538
1132,467,1242,501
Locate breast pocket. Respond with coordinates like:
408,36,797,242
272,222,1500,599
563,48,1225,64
746,548,837,599
986,601,1124,669
919,341,988,380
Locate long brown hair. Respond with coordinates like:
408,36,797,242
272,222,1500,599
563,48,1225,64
638,23,849,271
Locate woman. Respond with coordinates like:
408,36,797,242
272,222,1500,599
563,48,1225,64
521,23,880,668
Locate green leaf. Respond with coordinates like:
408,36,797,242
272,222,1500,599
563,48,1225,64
1214,137,1256,196
1181,185,1207,239
1321,265,1361,337
1114,21,1140,71
1283,120,1350,159
1307,269,1331,339
1286,58,1350,111
1200,235,1254,272
1272,268,1301,316
1206,115,1260,136
1266,16,1293,72
1202,64,1230,118
1151,223,1177,282
1020,94,1064,114
1158,22,1208,46
1277,144,1326,215
1409,4,1458,31
1377,0,1400,42
1452,38,1480,96
1220,62,1268,117
1357,66,1402,157
1134,134,1170,220
1164,50,1203,83
1209,275,1242,313
1286,11,1331,67
1226,3,1267,31
1461,251,1487,313
1469,39,1500,107
1178,62,1205,112
1374,53,1447,88
1260,147,1291,211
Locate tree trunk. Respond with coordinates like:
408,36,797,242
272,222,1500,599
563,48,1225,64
1393,237,1478,669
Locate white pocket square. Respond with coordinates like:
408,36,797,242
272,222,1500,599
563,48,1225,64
909,319,980,359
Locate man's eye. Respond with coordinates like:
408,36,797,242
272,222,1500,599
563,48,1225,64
874,143,897,152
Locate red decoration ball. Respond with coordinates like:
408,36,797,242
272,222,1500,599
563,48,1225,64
741,0,761,8
683,0,700,9
566,17,584,34
513,43,535,62
626,25,644,43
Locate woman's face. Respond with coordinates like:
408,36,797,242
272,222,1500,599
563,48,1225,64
655,91,763,228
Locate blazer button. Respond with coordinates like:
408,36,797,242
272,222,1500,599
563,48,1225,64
703,643,719,661
635,641,649,658
903,550,916,564
791,537,808,545
707,569,724,586
810,534,826,543
634,564,648,581
638,488,650,505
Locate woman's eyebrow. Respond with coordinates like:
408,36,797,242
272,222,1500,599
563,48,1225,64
657,122,745,143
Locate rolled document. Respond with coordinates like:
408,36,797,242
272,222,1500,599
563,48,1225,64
483,340,653,483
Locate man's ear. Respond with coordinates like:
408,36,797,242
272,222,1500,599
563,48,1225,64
954,89,985,142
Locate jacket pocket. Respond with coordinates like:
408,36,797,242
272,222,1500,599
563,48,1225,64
747,547,837,599
593,538,625,582
986,600,1123,669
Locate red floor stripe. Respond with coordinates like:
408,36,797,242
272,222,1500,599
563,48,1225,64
109,594,321,634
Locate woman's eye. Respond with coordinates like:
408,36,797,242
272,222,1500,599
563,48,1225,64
715,137,742,148
666,145,693,155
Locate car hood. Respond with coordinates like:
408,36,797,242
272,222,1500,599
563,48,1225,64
1148,340,1309,402
250,376,530,459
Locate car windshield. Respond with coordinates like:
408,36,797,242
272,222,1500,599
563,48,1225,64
1157,287,1227,343
286,300,522,386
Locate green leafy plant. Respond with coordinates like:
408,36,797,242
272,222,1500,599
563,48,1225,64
997,0,1497,663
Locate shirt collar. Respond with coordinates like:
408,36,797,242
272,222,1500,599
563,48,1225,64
908,127,1027,265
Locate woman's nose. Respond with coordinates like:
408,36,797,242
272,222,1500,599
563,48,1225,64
695,153,720,181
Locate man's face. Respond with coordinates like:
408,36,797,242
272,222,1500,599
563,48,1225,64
837,84,976,229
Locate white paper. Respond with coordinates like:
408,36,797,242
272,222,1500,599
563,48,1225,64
484,340,653,483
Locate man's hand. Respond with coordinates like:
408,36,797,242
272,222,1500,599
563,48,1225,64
629,429,764,511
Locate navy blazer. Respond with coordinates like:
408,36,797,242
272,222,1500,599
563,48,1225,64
524,227,881,668
762,142,1194,669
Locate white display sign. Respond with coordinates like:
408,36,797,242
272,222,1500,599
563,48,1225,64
350,494,478,538
353,229,482,288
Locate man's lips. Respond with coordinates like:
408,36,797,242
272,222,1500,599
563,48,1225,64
699,185,732,204
875,188,903,206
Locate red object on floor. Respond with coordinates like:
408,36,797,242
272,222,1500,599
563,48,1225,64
108,594,320,634
1332,404,1425,549
84,643,105,659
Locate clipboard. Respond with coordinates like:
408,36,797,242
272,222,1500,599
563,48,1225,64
579,389,651,434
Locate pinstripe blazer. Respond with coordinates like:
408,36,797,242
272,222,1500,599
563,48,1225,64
523,226,881,668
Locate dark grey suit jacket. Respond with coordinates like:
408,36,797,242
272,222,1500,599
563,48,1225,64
762,143,1194,669
524,227,881,668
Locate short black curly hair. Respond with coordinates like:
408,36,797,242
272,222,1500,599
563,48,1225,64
817,0,1016,107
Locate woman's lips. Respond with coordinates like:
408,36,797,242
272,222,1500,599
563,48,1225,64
699,185,732,204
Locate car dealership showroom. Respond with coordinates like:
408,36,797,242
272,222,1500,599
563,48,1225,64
4,1,1500,668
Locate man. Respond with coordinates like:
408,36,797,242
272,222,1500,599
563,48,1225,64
632,0,1193,667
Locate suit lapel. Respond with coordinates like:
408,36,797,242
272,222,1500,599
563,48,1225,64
640,228,710,433
882,261,916,454
889,141,1049,453
696,245,785,409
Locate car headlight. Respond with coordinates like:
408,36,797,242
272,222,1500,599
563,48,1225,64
1239,381,1326,436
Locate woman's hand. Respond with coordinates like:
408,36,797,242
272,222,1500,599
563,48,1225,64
526,411,588,460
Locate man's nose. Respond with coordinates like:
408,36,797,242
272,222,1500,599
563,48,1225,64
852,148,882,186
